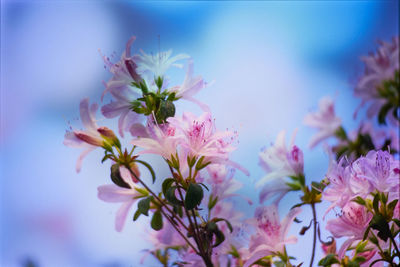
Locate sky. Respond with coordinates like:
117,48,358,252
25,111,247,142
1,1,399,266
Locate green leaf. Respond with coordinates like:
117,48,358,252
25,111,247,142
334,126,348,140
377,102,392,125
151,210,163,231
133,209,141,221
387,199,398,214
285,182,301,191
137,197,151,216
213,228,225,247
355,240,368,253
372,193,380,213
369,214,391,242
208,195,218,210
162,178,175,197
155,100,176,123
110,164,130,189
184,183,204,210
135,159,156,183
155,76,164,89
166,186,182,206
352,196,366,206
318,254,339,266
212,218,233,233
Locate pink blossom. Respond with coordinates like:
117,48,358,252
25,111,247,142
256,130,304,188
244,205,301,267
131,119,180,161
360,150,400,192
326,202,372,258
206,164,252,204
64,98,110,172
355,37,399,125
169,59,210,111
167,112,249,175
97,166,143,232
100,36,144,137
304,96,342,148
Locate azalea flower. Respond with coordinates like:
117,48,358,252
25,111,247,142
97,165,143,232
256,130,304,188
206,164,252,204
326,202,372,258
304,96,342,148
167,112,249,175
360,150,400,192
169,59,210,111
131,119,180,161
355,37,399,125
134,49,189,78
244,205,301,267
64,98,115,172
100,36,144,137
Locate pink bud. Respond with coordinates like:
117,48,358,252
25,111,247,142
74,131,103,146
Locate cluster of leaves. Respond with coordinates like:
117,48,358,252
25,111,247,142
332,126,397,160
130,77,180,124
162,154,233,248
319,241,370,267
377,70,400,125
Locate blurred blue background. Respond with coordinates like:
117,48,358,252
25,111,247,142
1,1,398,266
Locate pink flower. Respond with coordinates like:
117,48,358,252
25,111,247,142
168,112,249,175
303,96,342,148
97,166,143,232
355,37,399,125
256,130,304,188
64,98,112,172
206,164,252,204
100,36,144,137
169,59,210,111
244,205,301,267
361,150,400,193
326,202,372,258
131,119,180,161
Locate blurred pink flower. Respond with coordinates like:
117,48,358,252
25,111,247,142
206,164,252,204
244,205,301,267
361,150,400,192
169,59,210,111
256,130,304,188
355,37,399,125
304,96,342,148
97,166,143,232
100,36,143,137
326,202,372,258
64,98,108,172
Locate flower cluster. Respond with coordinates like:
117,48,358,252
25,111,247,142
64,35,400,267
323,150,400,265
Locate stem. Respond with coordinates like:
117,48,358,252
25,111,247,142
127,165,189,231
168,165,213,267
310,203,317,267
389,234,400,256
126,165,199,253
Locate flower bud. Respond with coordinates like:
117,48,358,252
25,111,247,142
74,131,104,146
321,239,336,254
98,127,120,148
